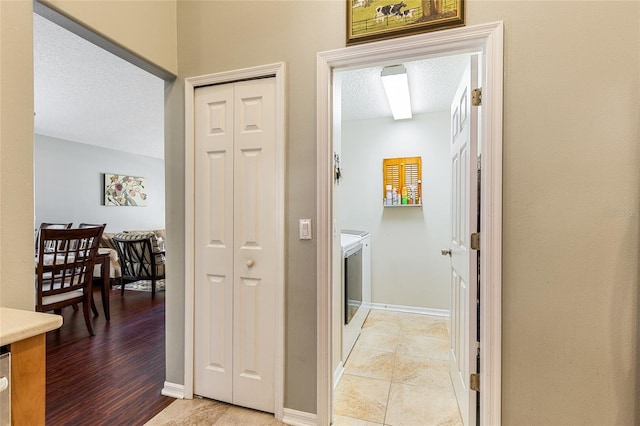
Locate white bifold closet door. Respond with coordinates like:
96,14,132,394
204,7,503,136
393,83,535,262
193,78,276,413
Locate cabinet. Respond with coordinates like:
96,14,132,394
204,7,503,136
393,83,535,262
0,308,62,426
382,156,422,206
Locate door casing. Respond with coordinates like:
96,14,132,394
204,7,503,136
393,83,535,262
183,62,286,421
316,22,503,426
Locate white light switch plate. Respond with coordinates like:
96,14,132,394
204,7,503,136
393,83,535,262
299,219,312,240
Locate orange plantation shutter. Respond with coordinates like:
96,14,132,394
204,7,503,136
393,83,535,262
383,158,402,198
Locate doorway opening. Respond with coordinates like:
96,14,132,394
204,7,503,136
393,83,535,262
317,22,504,426
332,52,474,425
32,0,174,421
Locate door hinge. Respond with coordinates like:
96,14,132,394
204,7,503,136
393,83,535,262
470,373,480,392
471,88,482,106
470,232,480,250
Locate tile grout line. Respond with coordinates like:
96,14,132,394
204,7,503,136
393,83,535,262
382,316,404,426
382,346,401,425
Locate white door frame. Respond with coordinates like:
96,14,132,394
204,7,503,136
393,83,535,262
316,22,503,426
184,62,286,421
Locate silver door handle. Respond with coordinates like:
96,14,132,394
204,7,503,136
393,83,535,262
441,248,452,257
246,259,255,267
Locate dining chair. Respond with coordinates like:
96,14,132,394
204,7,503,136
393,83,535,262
39,222,73,229
79,223,106,229
35,226,104,336
112,232,165,299
35,222,73,252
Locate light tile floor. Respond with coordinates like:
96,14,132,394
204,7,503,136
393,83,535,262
145,310,462,426
333,309,463,426
145,398,285,425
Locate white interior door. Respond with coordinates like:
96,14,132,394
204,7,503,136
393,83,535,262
448,55,479,426
193,78,277,413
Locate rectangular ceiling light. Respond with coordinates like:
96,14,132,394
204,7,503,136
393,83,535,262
381,65,412,120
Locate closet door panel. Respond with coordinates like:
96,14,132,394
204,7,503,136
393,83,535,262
193,84,234,403
232,78,276,412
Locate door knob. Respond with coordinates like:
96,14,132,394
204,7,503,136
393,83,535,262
246,259,255,267
441,248,452,257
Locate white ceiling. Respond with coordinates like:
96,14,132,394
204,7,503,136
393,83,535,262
33,14,165,159
339,54,469,121
33,13,467,159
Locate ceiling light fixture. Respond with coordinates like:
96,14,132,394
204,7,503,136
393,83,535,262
381,65,412,120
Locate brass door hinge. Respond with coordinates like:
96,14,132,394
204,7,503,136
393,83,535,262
470,373,480,392
471,88,482,106
470,232,480,250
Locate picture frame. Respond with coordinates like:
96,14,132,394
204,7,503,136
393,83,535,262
103,173,148,206
347,0,464,45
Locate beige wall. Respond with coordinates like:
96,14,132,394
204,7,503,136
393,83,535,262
2,0,639,423
470,3,640,424
0,0,36,310
480,1,639,424
176,0,640,421
40,0,177,75
176,1,344,412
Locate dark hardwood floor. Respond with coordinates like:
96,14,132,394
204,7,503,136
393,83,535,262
45,285,174,425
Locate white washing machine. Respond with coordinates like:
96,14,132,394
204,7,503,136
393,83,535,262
342,230,371,304
340,230,371,361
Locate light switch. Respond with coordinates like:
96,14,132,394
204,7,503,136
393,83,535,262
299,219,312,240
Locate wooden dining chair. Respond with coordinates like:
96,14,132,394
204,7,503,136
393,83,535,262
35,222,73,251
35,226,104,336
79,223,106,229
39,222,73,229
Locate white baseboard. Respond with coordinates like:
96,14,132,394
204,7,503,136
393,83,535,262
367,302,449,318
282,408,317,426
161,381,185,399
333,361,345,389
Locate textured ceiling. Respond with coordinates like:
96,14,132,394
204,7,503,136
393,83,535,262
339,54,470,121
33,14,165,159
33,13,467,157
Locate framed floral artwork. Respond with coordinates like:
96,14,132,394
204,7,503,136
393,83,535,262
347,0,464,45
103,173,148,206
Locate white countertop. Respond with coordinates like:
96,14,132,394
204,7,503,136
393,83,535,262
0,307,63,346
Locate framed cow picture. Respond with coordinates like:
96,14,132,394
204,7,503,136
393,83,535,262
347,0,464,45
